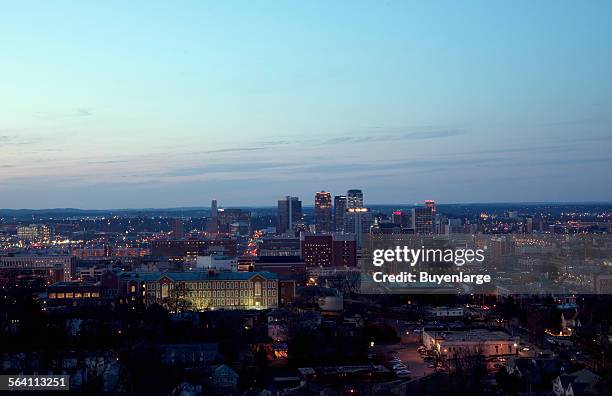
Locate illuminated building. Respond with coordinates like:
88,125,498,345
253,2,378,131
257,237,301,256
46,281,102,307
151,238,238,258
344,207,373,247
300,234,357,267
391,210,410,227
277,196,302,235
300,234,333,267
332,234,357,267
217,208,251,235
347,189,363,209
122,271,280,310
333,195,347,233
72,247,149,258
422,329,519,358
17,224,51,241
314,191,332,233
425,199,436,215
0,254,75,285
411,206,434,234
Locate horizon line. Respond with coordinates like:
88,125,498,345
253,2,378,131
1,200,612,212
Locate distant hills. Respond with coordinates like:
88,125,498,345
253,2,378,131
1,202,611,221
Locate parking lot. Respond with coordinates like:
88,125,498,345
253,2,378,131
375,333,435,379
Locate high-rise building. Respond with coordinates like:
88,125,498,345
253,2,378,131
332,234,357,267
347,189,363,209
334,195,347,233
391,210,411,228
344,207,373,247
425,200,438,233
412,206,434,234
277,196,302,235
172,218,184,238
217,208,251,235
206,200,219,234
300,234,357,267
425,200,436,215
211,199,218,218
314,191,333,233
300,234,333,267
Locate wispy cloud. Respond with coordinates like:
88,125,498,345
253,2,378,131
202,147,266,154
87,159,130,165
33,107,94,120
320,129,468,145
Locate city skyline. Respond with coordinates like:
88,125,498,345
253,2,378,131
2,1,612,208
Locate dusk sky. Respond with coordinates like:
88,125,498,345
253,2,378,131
2,1,612,209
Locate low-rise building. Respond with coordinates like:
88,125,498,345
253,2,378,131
46,281,102,307
428,306,465,319
422,329,519,358
552,368,602,396
125,271,279,310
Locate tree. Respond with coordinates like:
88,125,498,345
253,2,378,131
161,282,193,313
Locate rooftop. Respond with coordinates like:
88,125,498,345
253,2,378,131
118,270,278,282
428,329,515,342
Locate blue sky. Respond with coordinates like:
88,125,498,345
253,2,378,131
1,1,611,208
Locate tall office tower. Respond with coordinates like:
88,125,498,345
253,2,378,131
277,196,302,235
425,199,436,215
211,200,218,218
347,189,364,209
392,210,411,227
314,191,333,233
424,200,439,232
412,206,434,234
217,208,252,235
206,200,219,234
334,195,348,233
344,207,373,247
172,218,184,238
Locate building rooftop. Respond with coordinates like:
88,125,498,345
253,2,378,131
118,270,278,282
49,281,99,288
429,329,514,342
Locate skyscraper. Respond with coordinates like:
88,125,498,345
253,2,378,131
425,200,438,233
425,199,436,215
172,218,184,238
344,207,373,247
277,196,302,235
334,195,348,233
412,206,434,234
314,191,332,233
211,199,218,218
206,199,219,234
347,189,363,209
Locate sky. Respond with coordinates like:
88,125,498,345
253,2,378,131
1,1,612,209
